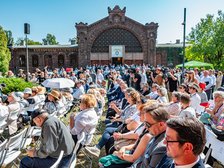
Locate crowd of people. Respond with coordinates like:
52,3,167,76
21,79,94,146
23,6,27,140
0,64,224,168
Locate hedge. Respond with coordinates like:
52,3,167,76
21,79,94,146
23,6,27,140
0,77,35,94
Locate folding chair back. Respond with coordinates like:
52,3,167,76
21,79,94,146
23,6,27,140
210,138,224,165
21,126,34,149
0,116,7,134
0,139,8,167
69,132,85,168
7,109,20,121
50,150,64,168
6,127,28,151
1,128,27,167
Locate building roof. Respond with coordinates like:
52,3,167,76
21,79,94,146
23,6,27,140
156,43,191,48
11,44,78,49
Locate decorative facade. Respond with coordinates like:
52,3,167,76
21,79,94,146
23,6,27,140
9,5,183,73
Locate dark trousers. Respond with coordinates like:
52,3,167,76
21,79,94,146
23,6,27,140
72,134,83,154
20,154,72,168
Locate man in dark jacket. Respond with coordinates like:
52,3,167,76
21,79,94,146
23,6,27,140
161,117,206,168
20,109,74,168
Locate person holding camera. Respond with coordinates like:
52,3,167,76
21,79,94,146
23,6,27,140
150,67,165,87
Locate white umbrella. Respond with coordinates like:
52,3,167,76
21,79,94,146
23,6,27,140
42,78,75,88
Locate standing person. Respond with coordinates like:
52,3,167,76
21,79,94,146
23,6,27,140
20,109,74,168
160,117,206,168
166,69,178,100
215,71,223,90
150,67,165,87
188,83,201,115
200,70,213,100
133,68,142,92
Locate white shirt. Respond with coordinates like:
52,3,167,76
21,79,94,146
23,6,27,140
179,106,196,118
0,104,9,119
73,85,85,99
96,73,104,83
200,76,213,90
190,93,201,115
70,108,98,145
175,157,199,168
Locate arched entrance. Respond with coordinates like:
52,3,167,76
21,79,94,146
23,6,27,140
91,28,143,65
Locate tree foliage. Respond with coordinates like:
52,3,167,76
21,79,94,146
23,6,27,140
0,26,11,74
5,30,14,46
186,10,224,69
42,33,59,45
15,37,41,46
0,77,35,94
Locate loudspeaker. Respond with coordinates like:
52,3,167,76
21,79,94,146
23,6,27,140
24,23,30,34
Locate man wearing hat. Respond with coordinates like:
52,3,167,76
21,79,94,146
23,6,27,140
20,109,74,168
188,83,201,115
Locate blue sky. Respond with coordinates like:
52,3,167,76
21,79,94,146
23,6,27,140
1,0,223,44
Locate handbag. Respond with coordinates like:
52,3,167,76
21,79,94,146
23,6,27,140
114,139,136,150
199,112,211,125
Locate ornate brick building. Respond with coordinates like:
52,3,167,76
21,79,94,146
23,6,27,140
10,5,183,73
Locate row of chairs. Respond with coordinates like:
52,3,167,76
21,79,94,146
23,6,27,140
50,132,85,168
0,126,34,167
203,126,224,167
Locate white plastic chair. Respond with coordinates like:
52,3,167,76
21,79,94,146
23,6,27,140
0,139,8,167
7,109,20,135
1,127,27,167
0,115,8,135
50,150,64,168
210,137,224,165
69,132,85,168
21,126,34,149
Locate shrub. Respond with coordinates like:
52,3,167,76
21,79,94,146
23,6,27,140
0,77,35,94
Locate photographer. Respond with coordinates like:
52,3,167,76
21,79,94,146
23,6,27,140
150,67,165,87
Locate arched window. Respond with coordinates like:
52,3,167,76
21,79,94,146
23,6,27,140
45,55,52,67
58,54,64,67
69,53,78,67
19,55,26,67
91,28,142,53
32,55,39,67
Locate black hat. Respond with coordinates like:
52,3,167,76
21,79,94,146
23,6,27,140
31,109,46,119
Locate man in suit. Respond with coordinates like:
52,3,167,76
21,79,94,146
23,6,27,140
131,103,169,168
162,117,206,168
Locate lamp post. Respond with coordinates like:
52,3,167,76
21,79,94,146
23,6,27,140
24,23,30,81
181,8,186,83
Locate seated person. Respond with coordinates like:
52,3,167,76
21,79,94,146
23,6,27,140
85,90,141,157
145,83,159,100
69,94,98,148
158,117,206,168
73,80,85,100
166,91,181,116
44,90,66,116
205,91,224,125
177,93,196,118
130,104,169,167
156,87,168,103
20,109,74,168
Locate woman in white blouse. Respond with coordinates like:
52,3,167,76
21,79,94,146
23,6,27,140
69,94,98,146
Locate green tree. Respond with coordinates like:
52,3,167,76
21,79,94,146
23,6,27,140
187,10,224,69
42,33,59,45
5,30,14,46
0,26,11,74
15,37,41,46
69,37,77,45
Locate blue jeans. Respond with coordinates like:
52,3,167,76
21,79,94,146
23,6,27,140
20,154,72,168
97,127,117,149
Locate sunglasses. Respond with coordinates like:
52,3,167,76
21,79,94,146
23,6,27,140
164,137,187,144
144,121,157,129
